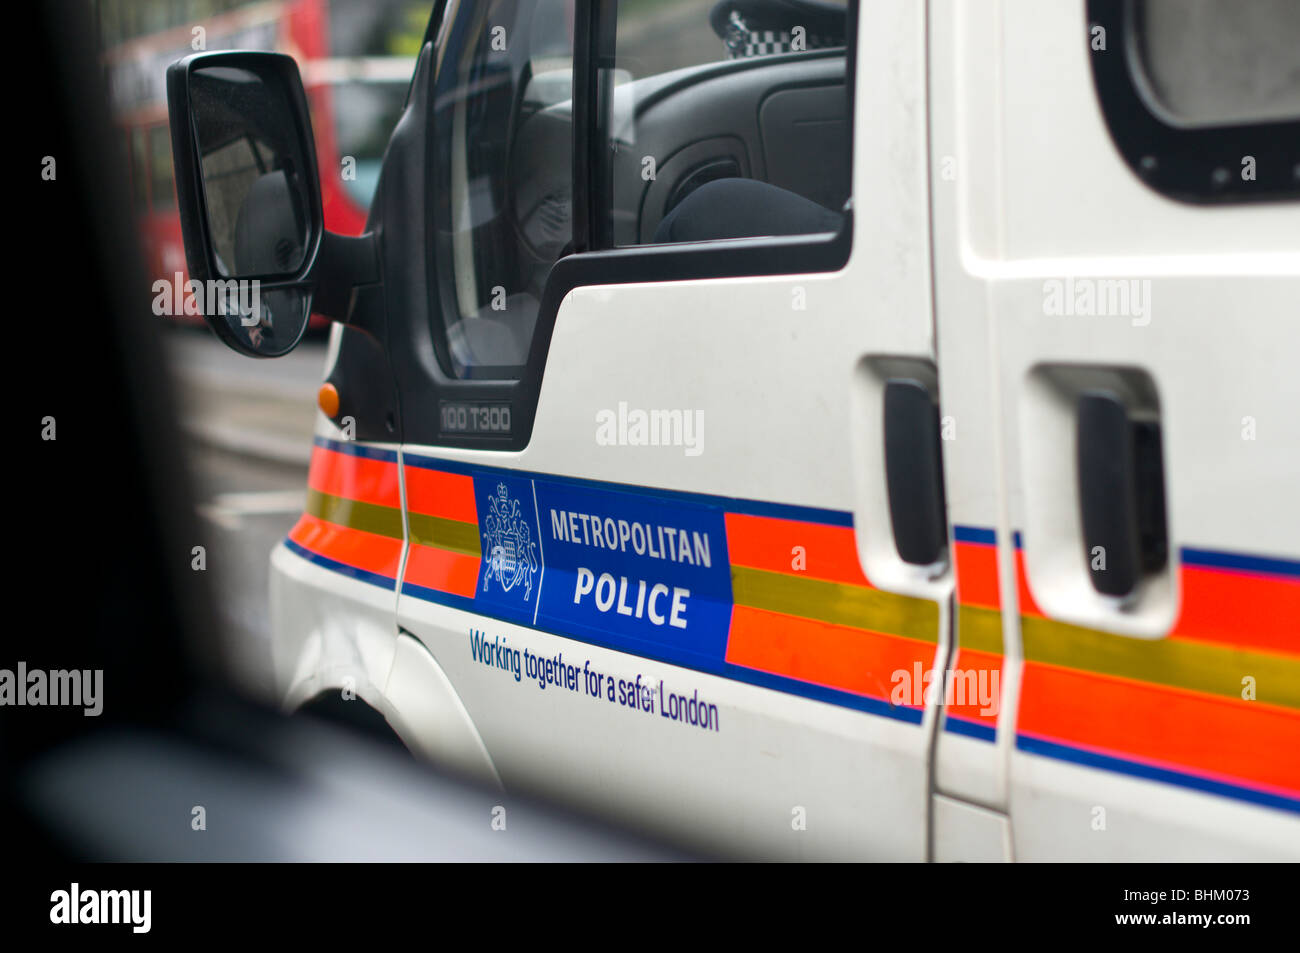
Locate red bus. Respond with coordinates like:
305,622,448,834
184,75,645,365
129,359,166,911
104,0,420,325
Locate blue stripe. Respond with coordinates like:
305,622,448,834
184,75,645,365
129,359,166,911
402,451,853,526
1012,530,1024,550
1016,734,1300,815
953,525,997,546
1179,546,1300,580
283,539,397,591
720,664,923,724
1001,533,1297,579
400,581,479,614
944,715,996,741
312,435,400,463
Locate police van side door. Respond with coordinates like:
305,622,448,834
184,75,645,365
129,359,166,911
983,0,1300,859
387,0,949,859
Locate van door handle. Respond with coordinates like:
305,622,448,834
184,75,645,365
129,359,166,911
1076,390,1168,597
883,378,948,567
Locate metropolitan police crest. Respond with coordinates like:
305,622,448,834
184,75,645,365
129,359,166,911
482,482,540,601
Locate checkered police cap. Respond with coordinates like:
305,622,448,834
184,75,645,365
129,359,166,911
708,0,848,58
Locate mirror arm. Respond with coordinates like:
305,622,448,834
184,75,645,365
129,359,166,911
313,230,380,323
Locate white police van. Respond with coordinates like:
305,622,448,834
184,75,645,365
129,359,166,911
167,0,1300,860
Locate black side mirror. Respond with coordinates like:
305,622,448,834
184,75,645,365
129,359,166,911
167,51,377,357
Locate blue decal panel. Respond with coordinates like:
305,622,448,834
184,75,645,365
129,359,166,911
533,479,733,673
453,466,735,671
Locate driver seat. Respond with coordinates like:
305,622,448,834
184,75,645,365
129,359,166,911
651,177,843,243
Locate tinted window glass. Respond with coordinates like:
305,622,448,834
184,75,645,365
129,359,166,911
431,0,575,379
601,0,852,246
1134,0,1300,127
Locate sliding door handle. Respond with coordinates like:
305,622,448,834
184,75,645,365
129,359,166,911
1076,390,1168,597
883,378,948,567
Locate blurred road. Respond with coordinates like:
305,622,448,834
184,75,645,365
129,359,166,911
166,326,327,701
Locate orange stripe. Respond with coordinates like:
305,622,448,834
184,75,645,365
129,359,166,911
954,540,1000,609
1019,662,1300,795
725,604,938,702
1174,566,1300,656
288,513,402,578
403,542,481,598
947,647,1004,725
405,466,478,523
725,513,871,587
1014,549,1046,617
307,446,400,508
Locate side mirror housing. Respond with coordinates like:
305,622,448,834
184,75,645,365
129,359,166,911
166,51,376,357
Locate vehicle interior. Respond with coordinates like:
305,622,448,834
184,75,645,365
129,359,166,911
436,0,853,376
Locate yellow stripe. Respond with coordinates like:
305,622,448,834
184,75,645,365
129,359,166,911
305,489,404,539
957,602,1300,709
407,511,482,557
1020,614,1300,711
957,604,1004,656
732,565,939,642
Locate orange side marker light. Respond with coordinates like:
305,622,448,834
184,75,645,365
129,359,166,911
318,383,340,419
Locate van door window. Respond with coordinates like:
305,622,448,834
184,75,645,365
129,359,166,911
1087,0,1300,203
430,0,575,380
600,0,851,247
1133,0,1300,127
